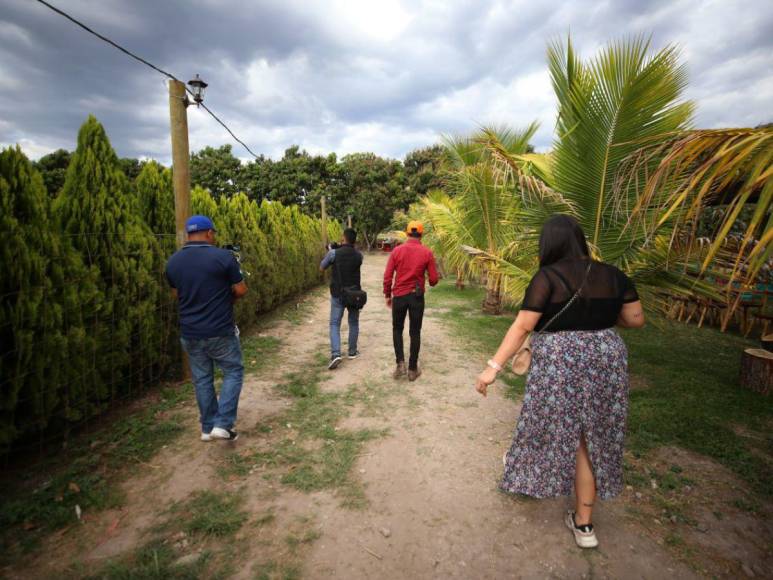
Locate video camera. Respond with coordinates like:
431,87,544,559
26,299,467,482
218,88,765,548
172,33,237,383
223,243,251,277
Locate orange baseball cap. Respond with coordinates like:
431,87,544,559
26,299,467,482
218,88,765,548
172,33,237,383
406,220,424,235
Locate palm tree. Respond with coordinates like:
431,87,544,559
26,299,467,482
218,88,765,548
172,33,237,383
424,124,540,313
424,36,772,316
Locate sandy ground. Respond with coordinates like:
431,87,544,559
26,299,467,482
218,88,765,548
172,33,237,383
7,252,771,579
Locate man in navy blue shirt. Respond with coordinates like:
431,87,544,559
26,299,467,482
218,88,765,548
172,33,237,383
166,215,248,442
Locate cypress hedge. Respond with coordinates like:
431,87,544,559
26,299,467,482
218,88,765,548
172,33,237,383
1,117,340,452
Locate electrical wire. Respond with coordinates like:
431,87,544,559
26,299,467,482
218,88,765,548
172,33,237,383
199,102,261,159
32,0,260,159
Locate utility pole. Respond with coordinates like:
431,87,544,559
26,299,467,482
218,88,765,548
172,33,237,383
169,79,191,250
169,79,191,379
321,195,328,249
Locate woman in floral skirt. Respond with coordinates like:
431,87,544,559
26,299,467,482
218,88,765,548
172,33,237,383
475,215,645,548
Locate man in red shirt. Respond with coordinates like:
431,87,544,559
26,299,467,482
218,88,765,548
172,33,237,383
383,221,440,381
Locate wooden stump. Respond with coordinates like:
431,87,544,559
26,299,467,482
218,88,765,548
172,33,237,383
762,333,772,353
739,348,772,395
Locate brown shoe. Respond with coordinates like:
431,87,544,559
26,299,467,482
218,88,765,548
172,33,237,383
407,367,422,382
393,361,407,379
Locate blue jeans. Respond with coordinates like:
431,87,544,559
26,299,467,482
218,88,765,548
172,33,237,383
330,296,359,357
181,334,244,432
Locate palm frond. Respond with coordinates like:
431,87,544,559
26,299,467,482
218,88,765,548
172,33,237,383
619,127,773,285
548,34,694,260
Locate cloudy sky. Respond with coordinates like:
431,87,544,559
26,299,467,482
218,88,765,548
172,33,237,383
1,0,772,163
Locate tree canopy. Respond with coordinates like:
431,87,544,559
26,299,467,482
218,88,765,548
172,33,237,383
188,144,439,245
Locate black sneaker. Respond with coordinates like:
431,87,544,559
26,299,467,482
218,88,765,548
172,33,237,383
211,427,239,441
348,350,360,359
328,355,343,370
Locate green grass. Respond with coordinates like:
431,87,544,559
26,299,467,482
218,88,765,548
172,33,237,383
169,489,249,537
429,279,772,497
428,282,525,400
258,286,328,327
0,383,192,559
82,489,247,579
285,529,321,550
242,335,283,372
620,319,770,496
82,540,214,580
254,560,302,580
221,363,386,507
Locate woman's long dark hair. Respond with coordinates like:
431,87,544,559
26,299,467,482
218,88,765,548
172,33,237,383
538,215,590,267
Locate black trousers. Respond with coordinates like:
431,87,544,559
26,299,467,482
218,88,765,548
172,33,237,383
392,293,425,370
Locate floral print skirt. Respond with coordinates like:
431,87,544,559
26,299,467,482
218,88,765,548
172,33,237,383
500,328,629,500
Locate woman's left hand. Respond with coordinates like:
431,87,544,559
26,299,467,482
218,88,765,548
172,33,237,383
475,367,498,397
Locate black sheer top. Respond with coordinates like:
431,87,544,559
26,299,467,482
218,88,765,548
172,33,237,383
521,258,639,332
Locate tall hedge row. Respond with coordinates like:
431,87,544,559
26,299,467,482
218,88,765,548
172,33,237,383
0,116,339,452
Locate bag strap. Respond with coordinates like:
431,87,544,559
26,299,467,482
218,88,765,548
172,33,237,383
536,262,592,335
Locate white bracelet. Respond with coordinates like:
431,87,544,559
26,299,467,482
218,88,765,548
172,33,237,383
487,359,503,372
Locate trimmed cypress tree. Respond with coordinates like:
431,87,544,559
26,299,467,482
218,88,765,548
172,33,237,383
54,116,163,408
136,161,175,242
135,161,178,373
191,185,218,218
216,193,270,326
0,147,97,448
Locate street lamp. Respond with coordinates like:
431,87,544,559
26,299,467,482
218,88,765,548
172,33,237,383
187,74,208,107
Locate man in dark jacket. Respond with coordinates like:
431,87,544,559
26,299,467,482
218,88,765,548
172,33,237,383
165,215,248,442
320,228,363,369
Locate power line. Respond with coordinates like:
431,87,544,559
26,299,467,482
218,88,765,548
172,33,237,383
200,102,260,159
33,0,260,159
34,0,176,81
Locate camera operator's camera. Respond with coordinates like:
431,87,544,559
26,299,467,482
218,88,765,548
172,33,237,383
223,243,250,277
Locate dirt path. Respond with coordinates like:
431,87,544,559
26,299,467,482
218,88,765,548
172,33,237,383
294,255,697,579
7,253,727,578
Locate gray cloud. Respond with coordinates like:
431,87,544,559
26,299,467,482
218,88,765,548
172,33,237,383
1,0,771,163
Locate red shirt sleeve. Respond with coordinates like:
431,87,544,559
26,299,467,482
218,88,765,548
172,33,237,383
427,250,440,287
383,250,397,297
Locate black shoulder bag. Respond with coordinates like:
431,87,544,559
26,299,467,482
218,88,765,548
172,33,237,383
334,258,368,310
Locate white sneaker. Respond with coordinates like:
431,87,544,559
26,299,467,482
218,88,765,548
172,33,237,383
201,432,213,442
565,511,598,549
211,427,239,441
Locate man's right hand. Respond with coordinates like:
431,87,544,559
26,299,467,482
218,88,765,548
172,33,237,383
385,297,392,309
231,281,248,302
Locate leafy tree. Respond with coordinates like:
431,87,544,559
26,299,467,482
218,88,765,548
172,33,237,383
33,148,71,197
244,146,341,209
190,144,244,197
54,115,164,410
119,157,143,181
339,153,412,249
403,144,448,197
0,146,98,447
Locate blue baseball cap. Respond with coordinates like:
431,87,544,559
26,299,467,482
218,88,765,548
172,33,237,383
185,215,217,233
